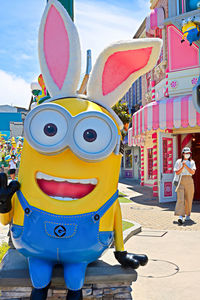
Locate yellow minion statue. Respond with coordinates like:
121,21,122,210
0,1,162,299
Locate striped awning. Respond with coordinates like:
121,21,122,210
146,8,165,33
132,95,200,136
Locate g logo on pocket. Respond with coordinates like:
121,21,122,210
54,225,66,237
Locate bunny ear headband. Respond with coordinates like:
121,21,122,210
39,0,162,125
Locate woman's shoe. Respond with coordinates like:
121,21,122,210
178,216,184,225
185,215,190,221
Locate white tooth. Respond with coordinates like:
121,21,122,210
66,179,80,183
51,196,78,201
43,174,52,181
36,172,97,185
36,172,43,179
54,177,66,182
79,179,90,184
90,178,98,185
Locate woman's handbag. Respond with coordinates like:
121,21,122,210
173,173,182,192
173,174,179,187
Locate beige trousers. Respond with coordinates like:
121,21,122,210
175,176,194,217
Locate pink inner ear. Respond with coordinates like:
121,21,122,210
102,47,153,96
44,5,70,90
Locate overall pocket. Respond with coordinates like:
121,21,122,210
98,231,114,246
11,224,24,239
44,221,78,239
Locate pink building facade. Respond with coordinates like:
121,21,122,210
128,0,200,203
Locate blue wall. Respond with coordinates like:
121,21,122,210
0,113,22,131
187,0,200,11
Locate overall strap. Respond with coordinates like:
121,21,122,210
92,190,118,222
16,191,33,216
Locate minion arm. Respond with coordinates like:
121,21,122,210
114,200,125,252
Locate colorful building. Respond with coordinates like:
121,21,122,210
128,0,200,202
0,105,28,139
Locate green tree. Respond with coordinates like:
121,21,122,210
112,101,131,140
112,101,131,125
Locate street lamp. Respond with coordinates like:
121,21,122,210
47,0,74,20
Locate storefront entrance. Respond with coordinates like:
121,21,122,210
192,133,200,201
159,132,177,203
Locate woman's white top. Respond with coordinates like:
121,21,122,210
174,159,196,176
9,160,16,170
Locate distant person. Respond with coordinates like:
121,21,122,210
9,155,17,180
174,147,196,225
0,156,8,172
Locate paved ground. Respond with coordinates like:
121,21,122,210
115,178,200,299
103,230,200,300
119,178,200,230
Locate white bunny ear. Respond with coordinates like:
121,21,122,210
87,38,163,107
38,0,81,98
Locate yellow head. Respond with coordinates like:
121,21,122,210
19,97,122,214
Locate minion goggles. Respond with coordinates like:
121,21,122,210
24,103,123,162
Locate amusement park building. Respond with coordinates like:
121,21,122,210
0,105,28,138
125,0,200,203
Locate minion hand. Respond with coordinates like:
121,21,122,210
114,251,148,269
0,173,20,213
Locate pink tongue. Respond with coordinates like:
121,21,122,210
37,179,95,198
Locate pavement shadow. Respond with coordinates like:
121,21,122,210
173,219,197,227
119,178,200,213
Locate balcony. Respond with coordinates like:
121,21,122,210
168,68,199,97
152,67,199,100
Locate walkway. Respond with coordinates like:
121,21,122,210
119,178,200,231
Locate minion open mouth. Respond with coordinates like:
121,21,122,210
36,172,97,201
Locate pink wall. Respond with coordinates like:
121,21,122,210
167,25,199,72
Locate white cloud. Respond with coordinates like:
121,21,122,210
75,0,145,72
0,70,31,109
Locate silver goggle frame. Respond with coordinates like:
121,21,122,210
24,103,121,162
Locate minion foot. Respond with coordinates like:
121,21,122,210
67,289,83,300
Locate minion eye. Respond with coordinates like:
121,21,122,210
73,117,112,154
24,104,69,154
83,129,97,142
44,123,58,137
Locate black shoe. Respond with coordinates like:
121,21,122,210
132,254,148,266
30,286,49,300
178,218,183,225
67,289,83,300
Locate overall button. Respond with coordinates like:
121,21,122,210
25,208,30,215
54,225,66,238
94,214,100,221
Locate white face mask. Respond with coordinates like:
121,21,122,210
184,154,190,159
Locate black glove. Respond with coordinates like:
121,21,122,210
114,251,148,269
0,173,20,214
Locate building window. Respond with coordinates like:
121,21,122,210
147,148,153,180
125,149,133,169
132,77,142,108
177,0,199,14
186,0,199,12
146,71,151,91
163,138,173,174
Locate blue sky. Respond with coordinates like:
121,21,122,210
0,0,150,108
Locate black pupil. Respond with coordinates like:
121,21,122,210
44,123,57,137
83,129,97,142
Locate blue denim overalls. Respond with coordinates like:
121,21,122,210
11,190,118,290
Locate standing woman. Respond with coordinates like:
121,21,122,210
174,147,196,224
9,155,17,180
